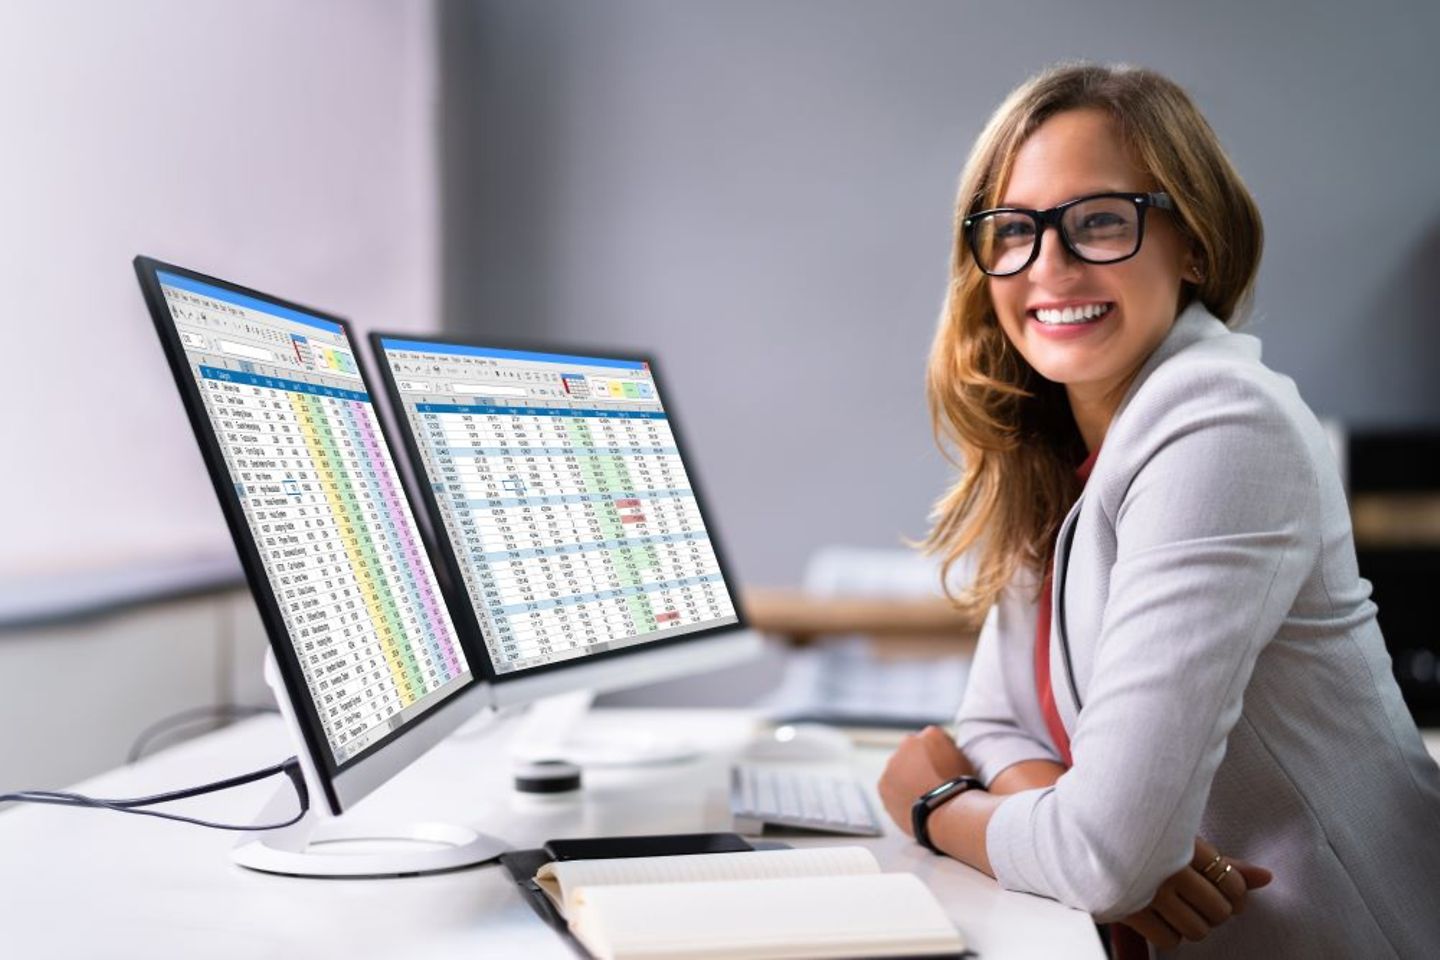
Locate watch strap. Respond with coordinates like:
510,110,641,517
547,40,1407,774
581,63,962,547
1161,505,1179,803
911,775,984,855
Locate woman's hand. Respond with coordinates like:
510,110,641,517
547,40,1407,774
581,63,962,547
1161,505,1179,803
877,725,976,836
1118,836,1273,949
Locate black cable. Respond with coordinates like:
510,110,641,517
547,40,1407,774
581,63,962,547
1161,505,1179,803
127,704,279,763
0,756,309,832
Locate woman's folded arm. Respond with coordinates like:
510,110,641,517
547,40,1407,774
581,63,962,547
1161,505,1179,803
954,596,1064,784
983,372,1320,919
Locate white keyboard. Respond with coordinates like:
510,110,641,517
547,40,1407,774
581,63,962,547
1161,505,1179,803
730,764,883,837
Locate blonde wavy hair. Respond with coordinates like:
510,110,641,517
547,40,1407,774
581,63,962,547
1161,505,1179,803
923,62,1263,617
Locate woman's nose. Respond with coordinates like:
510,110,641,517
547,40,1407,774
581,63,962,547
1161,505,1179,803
1028,226,1081,285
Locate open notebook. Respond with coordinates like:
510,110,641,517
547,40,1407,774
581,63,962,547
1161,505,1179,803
534,846,967,960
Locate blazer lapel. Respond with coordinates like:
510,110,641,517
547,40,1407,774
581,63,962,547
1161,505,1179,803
1050,492,1086,731
1108,301,1239,429
1043,303,1246,738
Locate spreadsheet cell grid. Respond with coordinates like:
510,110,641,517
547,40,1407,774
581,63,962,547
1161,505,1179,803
385,346,739,675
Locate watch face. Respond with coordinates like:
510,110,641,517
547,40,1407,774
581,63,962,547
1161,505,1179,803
922,776,977,805
924,780,959,802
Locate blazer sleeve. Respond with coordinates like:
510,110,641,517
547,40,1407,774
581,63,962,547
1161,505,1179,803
954,573,1064,785
983,368,1321,920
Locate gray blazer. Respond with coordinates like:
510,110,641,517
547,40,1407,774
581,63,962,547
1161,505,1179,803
954,302,1440,958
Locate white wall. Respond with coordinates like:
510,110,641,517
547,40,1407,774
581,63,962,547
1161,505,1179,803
0,0,440,580
0,590,270,789
0,0,439,788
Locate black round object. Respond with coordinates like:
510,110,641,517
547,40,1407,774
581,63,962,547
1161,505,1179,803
513,759,582,794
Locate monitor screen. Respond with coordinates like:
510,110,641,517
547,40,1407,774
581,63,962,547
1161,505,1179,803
373,337,740,678
147,269,473,770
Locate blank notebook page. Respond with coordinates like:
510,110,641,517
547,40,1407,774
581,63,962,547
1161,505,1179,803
538,847,880,910
570,873,965,960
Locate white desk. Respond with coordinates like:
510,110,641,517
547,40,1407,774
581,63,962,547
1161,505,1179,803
0,708,1103,959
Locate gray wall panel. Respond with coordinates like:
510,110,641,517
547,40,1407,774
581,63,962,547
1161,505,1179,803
441,0,1440,585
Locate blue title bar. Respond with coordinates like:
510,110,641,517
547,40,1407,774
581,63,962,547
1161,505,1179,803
415,402,666,420
159,271,344,335
199,365,369,403
379,338,646,370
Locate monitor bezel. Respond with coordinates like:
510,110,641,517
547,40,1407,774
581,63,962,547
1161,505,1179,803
368,329,750,688
133,256,489,814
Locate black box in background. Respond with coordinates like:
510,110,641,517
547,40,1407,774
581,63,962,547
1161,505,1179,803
1347,430,1440,727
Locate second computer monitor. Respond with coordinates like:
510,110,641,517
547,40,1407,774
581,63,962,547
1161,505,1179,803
371,335,748,702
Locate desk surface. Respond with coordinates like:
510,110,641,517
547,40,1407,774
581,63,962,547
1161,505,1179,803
0,708,1102,959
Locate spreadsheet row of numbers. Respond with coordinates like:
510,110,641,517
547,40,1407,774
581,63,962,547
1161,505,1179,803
416,407,735,668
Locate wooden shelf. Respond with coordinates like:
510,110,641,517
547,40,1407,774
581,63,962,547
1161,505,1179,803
740,587,983,654
1352,494,1440,549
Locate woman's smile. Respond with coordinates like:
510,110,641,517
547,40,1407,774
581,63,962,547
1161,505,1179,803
1026,299,1115,340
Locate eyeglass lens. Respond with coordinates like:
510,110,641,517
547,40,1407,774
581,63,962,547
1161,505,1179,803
972,196,1143,275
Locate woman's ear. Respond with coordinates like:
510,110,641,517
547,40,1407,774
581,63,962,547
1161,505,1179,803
1184,251,1206,285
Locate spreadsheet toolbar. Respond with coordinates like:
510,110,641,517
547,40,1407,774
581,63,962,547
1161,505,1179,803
379,339,739,676
157,274,471,767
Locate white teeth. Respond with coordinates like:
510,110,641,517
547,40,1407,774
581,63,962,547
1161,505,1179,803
1034,303,1111,325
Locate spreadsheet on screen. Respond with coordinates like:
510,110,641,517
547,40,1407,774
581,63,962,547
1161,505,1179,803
378,339,739,676
157,273,471,766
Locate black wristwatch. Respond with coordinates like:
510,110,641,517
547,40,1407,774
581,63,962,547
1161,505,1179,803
911,775,985,854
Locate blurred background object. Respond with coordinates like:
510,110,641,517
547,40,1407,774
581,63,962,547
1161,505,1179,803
746,547,977,740
4,0,1440,790
1345,430,1440,726
599,545,979,730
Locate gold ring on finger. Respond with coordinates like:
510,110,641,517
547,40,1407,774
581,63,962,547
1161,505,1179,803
1206,862,1234,887
1200,853,1224,877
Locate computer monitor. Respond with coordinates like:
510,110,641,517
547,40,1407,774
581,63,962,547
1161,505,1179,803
369,334,759,743
133,257,502,876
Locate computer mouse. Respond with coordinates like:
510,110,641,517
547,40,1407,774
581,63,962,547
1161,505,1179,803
740,723,854,763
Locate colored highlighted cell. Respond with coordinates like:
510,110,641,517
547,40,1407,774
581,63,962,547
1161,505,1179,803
343,400,464,684
291,393,422,704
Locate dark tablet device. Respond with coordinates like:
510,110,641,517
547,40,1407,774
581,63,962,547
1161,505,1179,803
544,832,754,862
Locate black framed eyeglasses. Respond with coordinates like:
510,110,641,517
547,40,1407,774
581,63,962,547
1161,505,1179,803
962,191,1175,277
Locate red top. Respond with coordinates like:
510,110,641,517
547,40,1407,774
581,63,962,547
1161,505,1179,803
1035,446,1100,768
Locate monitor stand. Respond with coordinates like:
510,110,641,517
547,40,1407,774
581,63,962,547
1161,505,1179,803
508,689,702,767
231,797,508,879
231,651,510,878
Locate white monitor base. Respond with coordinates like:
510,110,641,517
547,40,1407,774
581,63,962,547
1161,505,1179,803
232,787,508,878
507,690,701,767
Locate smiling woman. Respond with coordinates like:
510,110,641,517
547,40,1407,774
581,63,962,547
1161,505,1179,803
878,62,1440,959
924,72,1262,606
